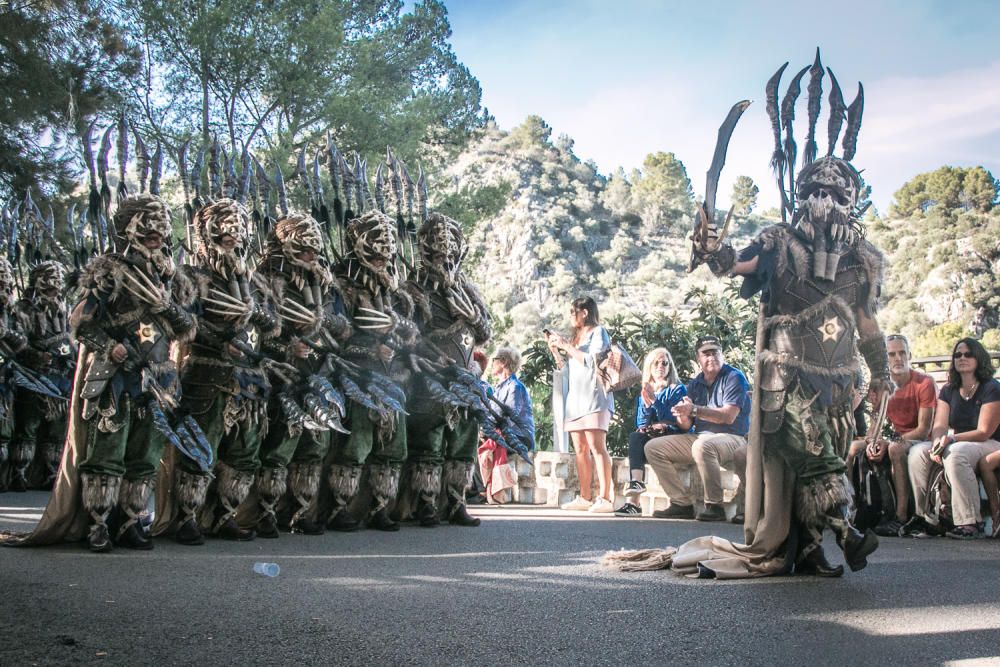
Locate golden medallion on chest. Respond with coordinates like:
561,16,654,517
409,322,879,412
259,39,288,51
137,321,159,344
819,315,843,342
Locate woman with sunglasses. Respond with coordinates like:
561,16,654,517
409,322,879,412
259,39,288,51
908,338,1000,539
547,297,616,512
613,348,688,516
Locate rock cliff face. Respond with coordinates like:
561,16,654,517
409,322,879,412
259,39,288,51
868,205,1000,351
438,119,1000,356
438,119,749,349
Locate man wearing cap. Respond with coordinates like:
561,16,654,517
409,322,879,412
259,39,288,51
644,336,750,522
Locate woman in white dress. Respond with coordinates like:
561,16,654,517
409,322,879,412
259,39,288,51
547,297,615,512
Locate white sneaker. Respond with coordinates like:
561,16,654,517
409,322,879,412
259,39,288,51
560,495,593,511
588,497,614,513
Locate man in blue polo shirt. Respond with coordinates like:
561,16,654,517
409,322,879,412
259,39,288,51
645,335,751,522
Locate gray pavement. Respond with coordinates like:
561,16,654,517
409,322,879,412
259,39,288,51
1,491,999,666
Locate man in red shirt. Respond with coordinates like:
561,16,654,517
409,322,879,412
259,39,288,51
853,334,936,535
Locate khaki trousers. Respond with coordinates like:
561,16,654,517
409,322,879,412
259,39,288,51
909,438,1000,526
644,432,747,506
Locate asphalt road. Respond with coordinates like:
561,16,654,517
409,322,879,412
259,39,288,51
1,491,998,666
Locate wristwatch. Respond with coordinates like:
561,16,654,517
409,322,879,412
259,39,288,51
692,406,699,419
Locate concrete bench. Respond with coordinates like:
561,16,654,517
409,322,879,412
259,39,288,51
513,451,742,518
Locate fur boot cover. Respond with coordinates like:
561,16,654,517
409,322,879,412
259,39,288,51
287,462,322,526
327,464,362,510
368,464,400,514
117,476,155,537
214,462,255,526
442,460,475,506
796,473,853,528
81,472,121,524
175,469,211,521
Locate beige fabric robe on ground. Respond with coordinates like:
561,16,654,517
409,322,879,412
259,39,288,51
605,311,795,579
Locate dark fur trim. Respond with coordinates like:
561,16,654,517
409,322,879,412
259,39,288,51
411,462,442,498
256,467,287,502
442,460,475,495
175,469,210,513
368,464,400,505
81,472,120,515
327,464,362,505
288,462,322,504
796,473,853,528
854,238,885,313
118,476,155,514
759,349,859,378
215,461,254,508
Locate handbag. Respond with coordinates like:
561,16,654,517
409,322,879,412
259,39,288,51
597,342,641,393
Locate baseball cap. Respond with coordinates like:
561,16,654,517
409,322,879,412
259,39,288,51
695,335,723,354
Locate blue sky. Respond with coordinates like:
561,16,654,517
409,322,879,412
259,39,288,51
447,0,1000,213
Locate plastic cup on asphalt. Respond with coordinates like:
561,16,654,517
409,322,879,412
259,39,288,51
253,562,280,577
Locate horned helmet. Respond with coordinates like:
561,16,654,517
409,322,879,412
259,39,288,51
764,50,867,281
194,198,252,277
345,210,399,291
417,212,467,288
28,260,67,302
0,257,16,308
112,193,175,277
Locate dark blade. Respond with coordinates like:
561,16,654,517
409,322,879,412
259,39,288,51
82,120,98,190
704,99,752,223
134,131,149,193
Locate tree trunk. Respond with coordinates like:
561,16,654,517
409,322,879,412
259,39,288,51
201,57,210,147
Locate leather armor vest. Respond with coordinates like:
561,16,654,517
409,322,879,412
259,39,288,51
425,290,475,370
759,233,870,408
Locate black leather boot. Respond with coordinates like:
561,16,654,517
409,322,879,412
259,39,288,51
328,509,361,532
797,546,843,577
175,517,205,545
369,507,400,532
416,498,440,527
448,502,481,527
830,505,879,572
214,513,255,541
117,523,154,550
256,512,280,539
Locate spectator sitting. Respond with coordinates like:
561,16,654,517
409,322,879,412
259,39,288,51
847,334,936,536
908,337,1000,539
490,346,536,451
614,347,688,517
645,335,750,523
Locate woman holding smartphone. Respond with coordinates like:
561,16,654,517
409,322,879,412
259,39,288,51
547,296,616,512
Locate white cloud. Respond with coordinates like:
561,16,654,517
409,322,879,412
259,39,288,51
508,60,1000,214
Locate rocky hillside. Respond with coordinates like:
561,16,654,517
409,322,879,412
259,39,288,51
435,116,759,350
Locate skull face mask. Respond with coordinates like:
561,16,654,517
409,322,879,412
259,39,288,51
0,257,16,308
29,260,66,304
113,194,175,277
268,212,332,285
194,198,251,277
418,213,466,288
793,157,862,281
346,210,399,291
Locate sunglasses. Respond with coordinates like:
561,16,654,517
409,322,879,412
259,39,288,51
953,351,975,359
